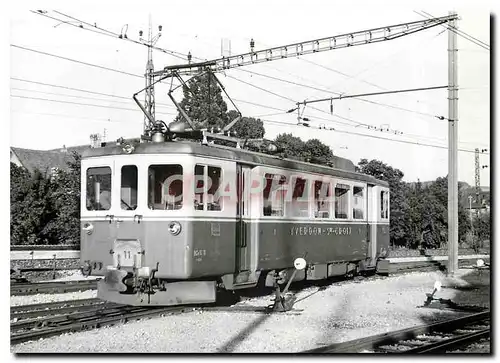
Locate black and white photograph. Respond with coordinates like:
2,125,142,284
7,0,491,355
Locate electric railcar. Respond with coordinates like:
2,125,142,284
80,137,390,306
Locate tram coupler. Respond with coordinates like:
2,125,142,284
267,257,307,312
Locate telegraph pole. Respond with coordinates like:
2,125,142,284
447,11,459,275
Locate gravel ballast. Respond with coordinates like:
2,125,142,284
12,269,490,353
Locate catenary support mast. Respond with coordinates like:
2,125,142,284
447,11,459,276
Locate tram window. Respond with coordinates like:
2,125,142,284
208,166,223,211
353,186,365,219
148,164,183,210
194,164,223,211
194,165,205,210
381,190,389,219
86,167,112,211
263,173,286,217
289,177,309,218
121,165,137,210
334,184,350,219
314,181,331,218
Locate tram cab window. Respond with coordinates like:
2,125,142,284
148,164,183,210
314,181,331,218
334,184,350,219
380,190,389,219
194,164,223,211
263,173,286,217
121,165,137,210
352,186,365,219
86,167,112,211
289,177,309,218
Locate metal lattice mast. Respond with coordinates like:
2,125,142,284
144,16,155,132
141,15,162,134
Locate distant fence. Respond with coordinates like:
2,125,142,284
11,250,80,261
11,245,80,251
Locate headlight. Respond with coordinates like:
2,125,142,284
168,221,182,235
82,222,94,235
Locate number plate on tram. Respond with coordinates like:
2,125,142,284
113,239,142,268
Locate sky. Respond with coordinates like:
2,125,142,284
7,0,492,187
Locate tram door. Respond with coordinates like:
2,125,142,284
236,164,252,272
367,184,377,263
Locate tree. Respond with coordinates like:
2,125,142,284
273,133,307,160
44,152,81,245
11,163,31,244
226,110,265,139
10,166,57,245
357,159,408,247
303,138,334,162
473,210,490,249
174,73,229,129
10,152,82,246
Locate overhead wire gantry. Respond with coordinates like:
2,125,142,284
135,14,458,140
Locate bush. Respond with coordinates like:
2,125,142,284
10,152,81,246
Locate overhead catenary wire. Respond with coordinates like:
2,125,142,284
11,44,144,78
11,109,140,123
419,10,490,48
13,25,450,127
31,10,203,62
10,87,176,110
10,95,176,115
11,76,289,118
238,67,447,120
53,10,208,61
16,15,488,153
10,78,176,108
415,10,490,50
261,118,489,155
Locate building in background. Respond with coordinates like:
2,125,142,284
10,145,89,175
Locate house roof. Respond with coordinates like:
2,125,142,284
11,145,90,174
48,145,90,155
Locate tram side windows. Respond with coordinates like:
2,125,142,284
148,164,183,210
194,164,223,211
86,167,112,211
334,184,350,219
314,181,331,218
263,173,286,217
352,186,365,219
121,165,137,211
380,190,389,219
289,177,309,218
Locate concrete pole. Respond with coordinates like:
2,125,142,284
447,12,459,275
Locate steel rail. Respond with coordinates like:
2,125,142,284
303,311,490,353
11,280,98,296
11,298,100,314
11,299,109,321
403,328,490,353
11,303,126,332
11,305,197,345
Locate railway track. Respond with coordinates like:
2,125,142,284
11,280,98,296
304,311,490,353
11,298,104,320
11,303,198,345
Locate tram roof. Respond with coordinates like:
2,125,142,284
83,140,389,187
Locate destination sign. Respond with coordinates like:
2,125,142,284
290,226,352,236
